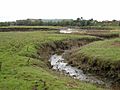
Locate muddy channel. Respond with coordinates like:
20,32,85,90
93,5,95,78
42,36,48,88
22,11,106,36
49,51,120,90
49,53,104,85
38,38,120,90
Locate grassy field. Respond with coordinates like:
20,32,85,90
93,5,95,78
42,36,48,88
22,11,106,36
80,38,120,81
80,38,120,61
0,31,105,90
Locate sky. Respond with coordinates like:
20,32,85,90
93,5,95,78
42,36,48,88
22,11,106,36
0,0,120,22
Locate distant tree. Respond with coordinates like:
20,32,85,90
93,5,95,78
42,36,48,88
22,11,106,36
76,18,80,22
0,22,10,26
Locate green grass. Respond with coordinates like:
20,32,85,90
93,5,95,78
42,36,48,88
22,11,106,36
0,31,104,90
106,26,120,30
80,38,120,62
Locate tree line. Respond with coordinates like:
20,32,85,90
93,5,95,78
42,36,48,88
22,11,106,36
0,17,120,27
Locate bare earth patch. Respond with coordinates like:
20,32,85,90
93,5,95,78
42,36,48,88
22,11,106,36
66,81,79,88
112,42,120,47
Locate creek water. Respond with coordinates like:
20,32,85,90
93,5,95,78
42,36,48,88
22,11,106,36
49,53,105,85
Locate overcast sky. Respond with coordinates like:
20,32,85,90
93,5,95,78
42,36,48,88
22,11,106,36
0,0,120,22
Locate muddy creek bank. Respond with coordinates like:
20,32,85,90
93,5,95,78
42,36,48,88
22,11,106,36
37,38,101,60
0,27,59,32
37,38,119,89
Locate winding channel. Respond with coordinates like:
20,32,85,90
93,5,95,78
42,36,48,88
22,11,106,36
49,53,105,85
38,38,119,89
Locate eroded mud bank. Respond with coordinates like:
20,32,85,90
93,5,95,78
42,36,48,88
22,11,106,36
0,28,59,32
36,37,119,89
86,33,119,39
63,48,120,90
63,50,120,83
37,38,101,60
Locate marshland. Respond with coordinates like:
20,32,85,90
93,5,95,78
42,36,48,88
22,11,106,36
0,19,120,90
